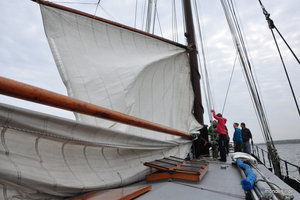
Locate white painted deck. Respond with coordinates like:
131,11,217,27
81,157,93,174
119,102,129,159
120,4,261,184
134,155,300,200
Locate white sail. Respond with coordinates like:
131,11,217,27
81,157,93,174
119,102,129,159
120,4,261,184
0,3,202,199
41,5,200,136
0,103,191,198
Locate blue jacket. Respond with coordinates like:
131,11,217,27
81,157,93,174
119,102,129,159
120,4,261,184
233,128,243,143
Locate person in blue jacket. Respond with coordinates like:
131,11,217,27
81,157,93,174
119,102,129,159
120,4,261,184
233,123,243,152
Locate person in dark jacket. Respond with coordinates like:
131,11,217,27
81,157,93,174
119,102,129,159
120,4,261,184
241,122,253,154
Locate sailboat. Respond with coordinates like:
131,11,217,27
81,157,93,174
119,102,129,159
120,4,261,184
0,0,299,199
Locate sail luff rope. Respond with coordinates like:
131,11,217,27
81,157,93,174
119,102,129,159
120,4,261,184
257,0,300,117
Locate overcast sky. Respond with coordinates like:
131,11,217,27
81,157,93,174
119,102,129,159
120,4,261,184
0,0,299,143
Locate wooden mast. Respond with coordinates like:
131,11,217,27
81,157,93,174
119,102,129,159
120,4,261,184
182,0,204,124
0,76,192,139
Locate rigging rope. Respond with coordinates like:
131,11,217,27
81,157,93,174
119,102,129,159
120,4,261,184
193,0,215,121
141,0,147,31
222,52,238,115
172,0,178,42
151,0,157,34
94,0,101,16
52,1,97,4
155,7,163,37
221,0,282,177
257,0,300,65
257,0,300,117
134,0,138,28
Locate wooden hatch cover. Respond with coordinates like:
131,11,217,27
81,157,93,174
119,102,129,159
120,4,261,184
144,156,209,182
66,185,152,200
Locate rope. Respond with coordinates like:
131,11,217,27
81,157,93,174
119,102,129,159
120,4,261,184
52,1,97,4
141,0,147,30
193,0,214,121
222,51,238,115
172,0,178,42
220,0,274,146
151,0,158,34
155,7,163,37
257,0,300,117
172,181,245,199
94,0,101,16
134,0,138,28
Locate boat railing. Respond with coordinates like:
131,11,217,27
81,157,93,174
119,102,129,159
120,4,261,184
252,144,300,181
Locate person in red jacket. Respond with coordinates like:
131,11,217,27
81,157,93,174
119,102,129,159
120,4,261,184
211,110,228,162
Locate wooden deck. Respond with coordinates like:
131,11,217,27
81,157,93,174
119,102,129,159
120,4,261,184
144,156,209,182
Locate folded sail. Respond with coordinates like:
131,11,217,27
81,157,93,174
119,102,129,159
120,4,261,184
0,3,202,199
0,103,191,198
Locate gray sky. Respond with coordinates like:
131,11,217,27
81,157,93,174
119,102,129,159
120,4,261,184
0,0,299,143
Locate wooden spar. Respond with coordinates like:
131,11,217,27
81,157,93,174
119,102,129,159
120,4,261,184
0,76,192,139
182,0,204,124
31,0,187,50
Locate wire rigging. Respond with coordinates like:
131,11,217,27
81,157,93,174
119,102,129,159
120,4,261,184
222,52,238,115
94,0,101,16
257,0,300,117
141,0,147,31
155,7,163,37
257,0,300,65
193,0,214,121
171,0,178,42
134,0,138,28
151,0,158,34
221,0,283,177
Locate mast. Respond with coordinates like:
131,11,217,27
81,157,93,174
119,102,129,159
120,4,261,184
145,0,154,32
182,0,204,124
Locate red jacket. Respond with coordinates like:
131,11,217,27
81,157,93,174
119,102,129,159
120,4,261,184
212,111,227,135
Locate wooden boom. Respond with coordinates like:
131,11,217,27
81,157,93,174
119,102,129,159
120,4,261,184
0,76,192,139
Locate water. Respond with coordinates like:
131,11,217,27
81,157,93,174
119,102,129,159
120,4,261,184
255,143,300,180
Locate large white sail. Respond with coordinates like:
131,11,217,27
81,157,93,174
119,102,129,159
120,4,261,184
0,3,202,199
0,103,191,198
41,5,200,136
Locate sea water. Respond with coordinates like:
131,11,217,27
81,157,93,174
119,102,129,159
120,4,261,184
256,143,300,180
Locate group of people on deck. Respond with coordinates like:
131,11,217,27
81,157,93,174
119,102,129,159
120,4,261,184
208,110,253,162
